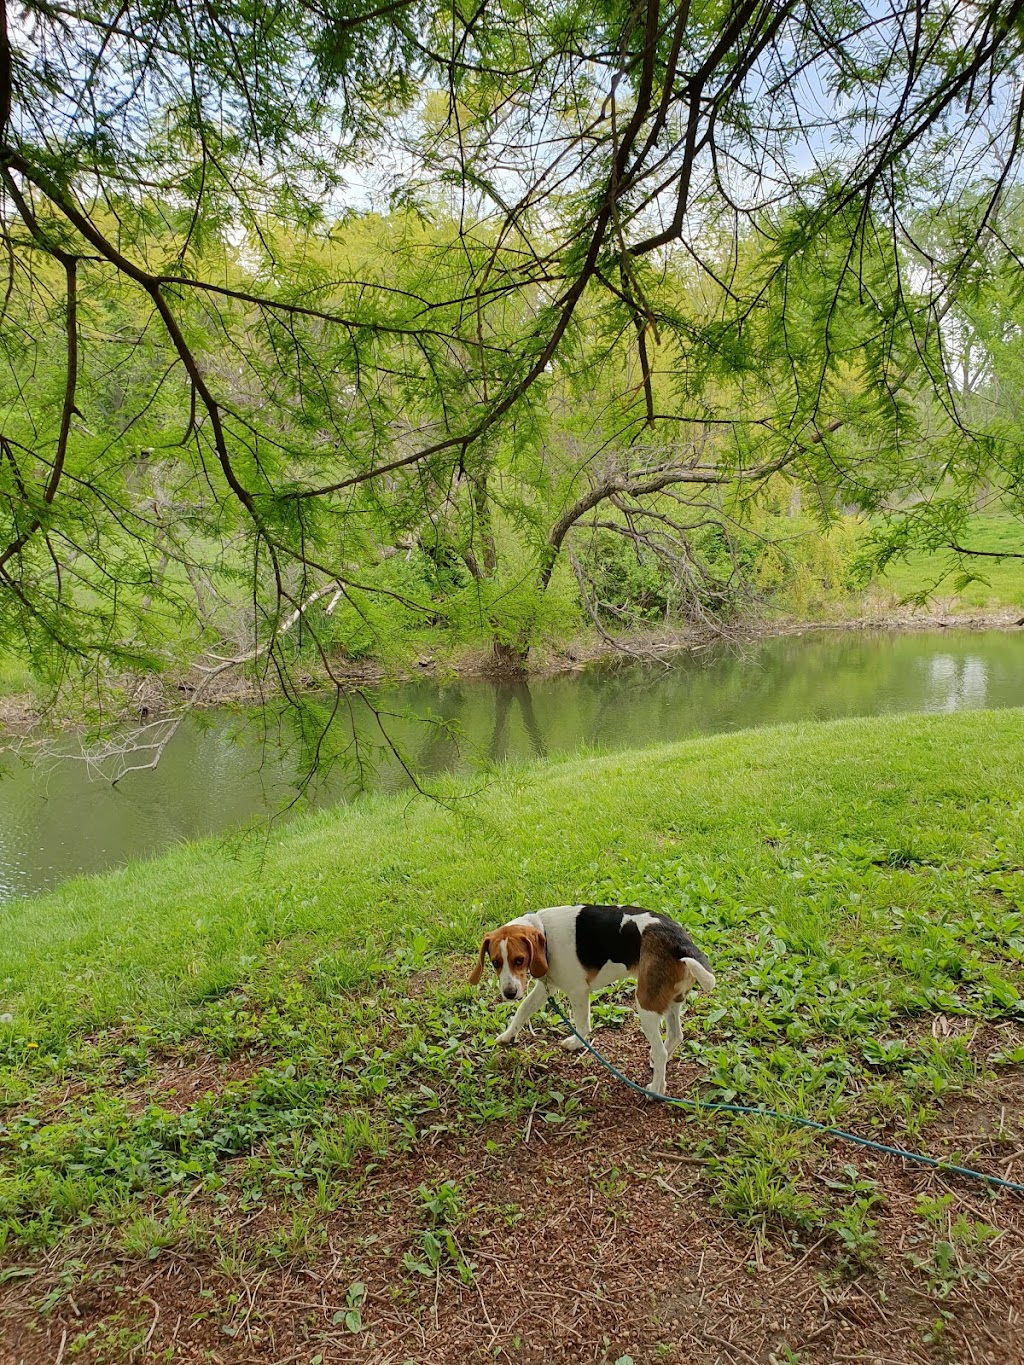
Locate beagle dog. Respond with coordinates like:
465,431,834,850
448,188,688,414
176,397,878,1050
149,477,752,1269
469,904,715,1095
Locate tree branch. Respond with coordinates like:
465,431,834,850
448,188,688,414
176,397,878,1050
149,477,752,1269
0,238,78,570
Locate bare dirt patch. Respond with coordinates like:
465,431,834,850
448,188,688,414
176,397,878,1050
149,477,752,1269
123,1051,274,1116
3,1040,1024,1365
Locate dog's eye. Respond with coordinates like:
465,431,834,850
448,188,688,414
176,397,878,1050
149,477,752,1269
512,956,525,968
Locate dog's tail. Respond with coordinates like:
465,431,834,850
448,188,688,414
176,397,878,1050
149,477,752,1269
680,950,715,992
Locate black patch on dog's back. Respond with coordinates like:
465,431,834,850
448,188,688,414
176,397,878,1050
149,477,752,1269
575,904,712,976
575,904,644,973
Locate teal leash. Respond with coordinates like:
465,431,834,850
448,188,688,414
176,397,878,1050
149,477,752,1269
546,998,1024,1196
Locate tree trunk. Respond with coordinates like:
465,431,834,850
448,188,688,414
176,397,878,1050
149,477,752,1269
490,638,530,674
473,475,498,575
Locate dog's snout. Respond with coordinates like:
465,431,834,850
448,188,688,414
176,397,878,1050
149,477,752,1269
502,986,519,1000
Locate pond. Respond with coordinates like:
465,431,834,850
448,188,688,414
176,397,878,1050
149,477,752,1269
1,628,1022,901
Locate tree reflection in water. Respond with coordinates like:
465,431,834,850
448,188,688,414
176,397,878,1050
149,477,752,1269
489,681,547,764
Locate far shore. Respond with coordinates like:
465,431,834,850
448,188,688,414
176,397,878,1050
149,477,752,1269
1,601,1021,740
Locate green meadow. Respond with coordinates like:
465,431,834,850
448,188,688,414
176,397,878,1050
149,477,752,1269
3,709,1022,1039
875,511,1024,610
1,709,1023,1360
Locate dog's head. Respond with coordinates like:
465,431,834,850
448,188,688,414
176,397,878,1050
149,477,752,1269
468,923,549,1001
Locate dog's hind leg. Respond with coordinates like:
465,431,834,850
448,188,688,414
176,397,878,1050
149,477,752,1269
665,1000,683,1057
637,1007,668,1095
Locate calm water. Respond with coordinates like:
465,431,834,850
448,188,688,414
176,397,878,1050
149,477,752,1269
1,628,1022,900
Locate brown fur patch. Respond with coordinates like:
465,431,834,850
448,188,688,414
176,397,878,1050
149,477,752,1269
674,978,696,1004
522,926,549,978
635,927,689,1014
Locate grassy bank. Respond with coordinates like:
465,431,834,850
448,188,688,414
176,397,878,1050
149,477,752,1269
2,711,1024,1363
874,511,1024,610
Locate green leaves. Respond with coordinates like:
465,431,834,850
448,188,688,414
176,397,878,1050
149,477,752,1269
3,0,1024,709
332,1280,367,1333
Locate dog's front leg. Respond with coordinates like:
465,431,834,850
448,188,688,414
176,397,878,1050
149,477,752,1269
559,992,591,1051
666,977,697,1057
495,981,549,1045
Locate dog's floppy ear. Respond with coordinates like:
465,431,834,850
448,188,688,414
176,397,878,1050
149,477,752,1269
525,926,549,979
468,934,492,985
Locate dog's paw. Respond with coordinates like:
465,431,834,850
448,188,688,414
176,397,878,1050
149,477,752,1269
494,1029,518,1047
560,1034,587,1052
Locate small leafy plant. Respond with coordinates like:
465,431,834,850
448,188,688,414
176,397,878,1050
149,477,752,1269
401,1180,476,1285
905,1193,999,1298
332,1281,367,1334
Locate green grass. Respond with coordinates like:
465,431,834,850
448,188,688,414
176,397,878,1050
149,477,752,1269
1,709,1023,1273
875,512,1024,609
0,654,35,699
2,706,1020,1031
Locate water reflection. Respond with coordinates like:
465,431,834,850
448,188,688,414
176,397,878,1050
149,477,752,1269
926,654,989,711
0,628,1021,899
489,681,548,763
